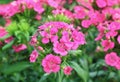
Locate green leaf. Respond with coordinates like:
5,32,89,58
71,61,89,82
18,20,29,32
6,21,18,35
0,0,13,4
39,73,49,82
2,62,31,75
2,40,14,50
79,58,88,71
47,14,71,23
68,50,82,55
0,16,6,26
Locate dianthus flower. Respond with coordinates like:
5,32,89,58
63,66,73,75
12,44,27,52
42,54,61,73
0,27,8,38
105,52,119,66
101,39,114,51
29,50,39,62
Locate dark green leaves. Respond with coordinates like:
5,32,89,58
2,62,31,75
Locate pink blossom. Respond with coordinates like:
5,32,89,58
105,52,119,66
29,35,37,46
108,22,120,31
96,0,107,8
51,35,58,43
74,6,87,19
95,33,104,41
88,11,105,25
42,37,49,44
101,40,114,51
112,9,120,20
117,35,120,44
63,66,73,75
105,31,118,39
12,44,27,52
72,30,86,45
6,1,20,17
68,0,73,4
5,18,11,26
47,0,62,8
35,14,41,20
4,36,14,43
81,20,91,28
77,0,93,10
53,41,68,56
42,54,61,73
33,1,44,14
115,58,120,70
37,46,44,52
0,27,8,38
29,50,39,62
107,0,118,6
50,27,58,35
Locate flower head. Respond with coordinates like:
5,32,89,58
105,52,119,66
12,44,27,52
29,50,39,62
63,66,73,75
42,54,61,73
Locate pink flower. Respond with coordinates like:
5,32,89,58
50,27,58,35
4,36,14,43
42,37,49,44
53,41,68,56
105,52,119,66
96,0,107,8
37,46,44,52
29,35,37,46
74,6,87,19
115,58,120,70
72,30,86,45
42,54,61,73
0,27,8,38
105,31,118,39
33,1,44,14
95,33,104,41
35,14,41,20
51,35,58,43
63,66,73,75
108,22,120,31
7,1,20,17
101,40,114,51
107,0,118,6
81,20,91,28
117,35,120,44
29,50,39,62
47,0,61,8
12,44,27,52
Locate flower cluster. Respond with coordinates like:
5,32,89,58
38,22,86,56
29,21,85,74
70,0,120,69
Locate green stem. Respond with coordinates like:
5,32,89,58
58,71,63,82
